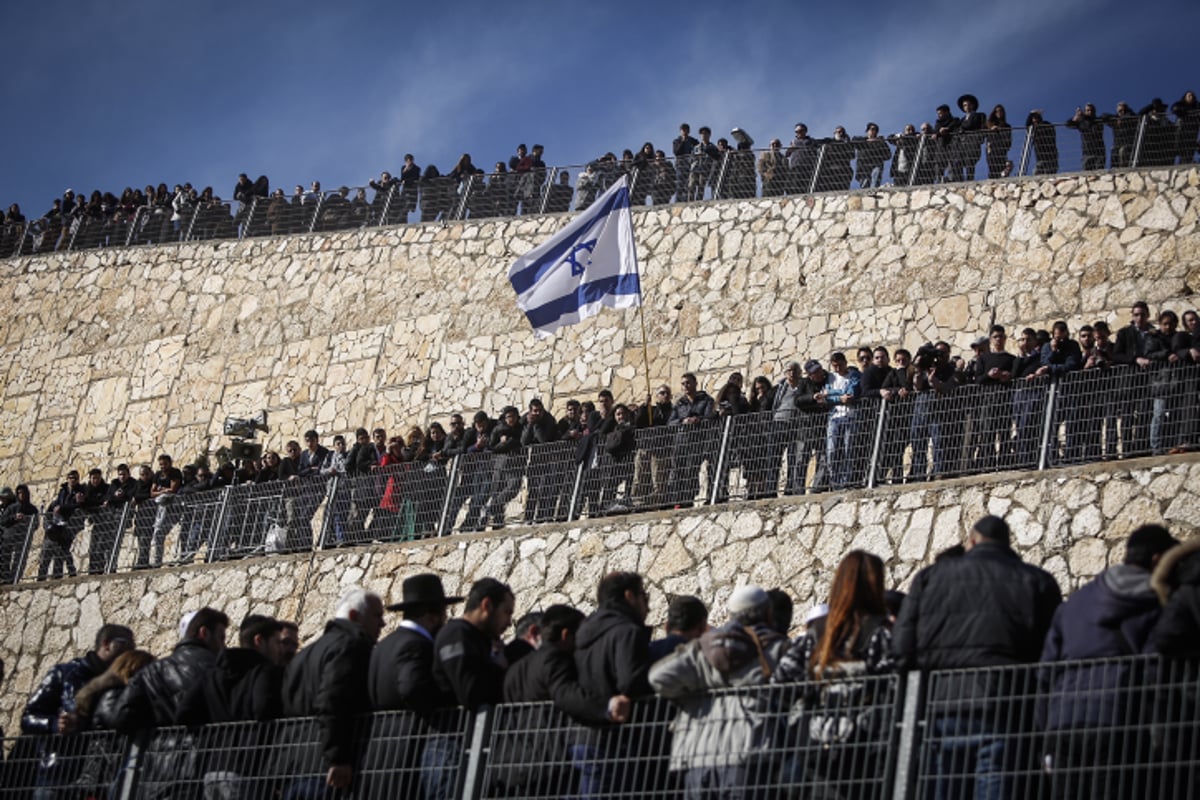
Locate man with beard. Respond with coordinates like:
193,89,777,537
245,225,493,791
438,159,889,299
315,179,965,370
366,575,462,800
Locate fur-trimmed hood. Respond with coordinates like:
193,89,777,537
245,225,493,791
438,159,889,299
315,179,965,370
1151,537,1200,606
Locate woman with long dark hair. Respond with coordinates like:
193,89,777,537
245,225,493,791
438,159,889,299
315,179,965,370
775,550,893,800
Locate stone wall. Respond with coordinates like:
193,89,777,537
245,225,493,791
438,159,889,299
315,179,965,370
0,168,1197,503
2,455,1198,737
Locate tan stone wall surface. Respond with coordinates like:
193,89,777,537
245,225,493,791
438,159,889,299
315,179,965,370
2,455,1199,737
0,168,1197,502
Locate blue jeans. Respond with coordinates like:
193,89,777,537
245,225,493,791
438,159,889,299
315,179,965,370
826,413,859,489
930,716,1007,800
420,734,460,800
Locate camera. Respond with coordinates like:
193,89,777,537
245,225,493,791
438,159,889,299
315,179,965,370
913,344,938,371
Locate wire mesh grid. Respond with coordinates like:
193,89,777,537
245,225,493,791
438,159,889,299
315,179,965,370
915,655,1198,800
484,676,900,799
0,728,131,799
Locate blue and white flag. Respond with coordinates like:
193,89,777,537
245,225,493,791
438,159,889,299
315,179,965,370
508,175,641,339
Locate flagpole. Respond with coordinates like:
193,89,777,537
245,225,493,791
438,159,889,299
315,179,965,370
638,303,653,425
624,174,655,426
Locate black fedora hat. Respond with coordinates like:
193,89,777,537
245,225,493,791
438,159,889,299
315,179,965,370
957,93,980,111
386,573,464,612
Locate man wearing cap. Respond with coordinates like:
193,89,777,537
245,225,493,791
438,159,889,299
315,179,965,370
792,359,833,493
282,588,384,794
893,515,1061,800
649,585,787,798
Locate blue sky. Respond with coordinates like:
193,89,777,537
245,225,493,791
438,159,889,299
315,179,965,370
2,0,1197,215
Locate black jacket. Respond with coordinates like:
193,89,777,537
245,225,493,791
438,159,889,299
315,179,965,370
369,624,452,716
433,618,506,710
520,413,560,447
574,605,652,700
175,647,283,724
21,651,107,733
893,541,1061,707
1151,538,1200,658
112,640,218,732
345,442,377,476
894,541,1061,670
504,645,611,724
282,619,375,767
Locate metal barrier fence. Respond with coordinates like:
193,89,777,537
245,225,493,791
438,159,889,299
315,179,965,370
5,117,1197,258
10,361,1200,582
4,656,1191,799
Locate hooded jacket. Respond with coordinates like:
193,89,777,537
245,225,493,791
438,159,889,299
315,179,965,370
574,605,652,700
1039,563,1162,730
649,621,787,769
1151,537,1200,658
175,647,282,724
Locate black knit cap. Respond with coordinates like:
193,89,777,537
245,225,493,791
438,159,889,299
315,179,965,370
972,515,1011,545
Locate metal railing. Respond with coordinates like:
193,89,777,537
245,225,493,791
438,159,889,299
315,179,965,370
8,361,1199,583
3,655,1192,799
5,117,1197,259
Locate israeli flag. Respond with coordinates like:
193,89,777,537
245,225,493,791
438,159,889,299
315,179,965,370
508,175,641,339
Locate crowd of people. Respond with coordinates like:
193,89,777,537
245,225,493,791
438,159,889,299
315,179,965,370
3,513,1199,798
2,90,1197,257
2,300,1197,585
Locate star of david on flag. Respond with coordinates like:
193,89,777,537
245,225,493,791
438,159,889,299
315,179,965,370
508,175,641,339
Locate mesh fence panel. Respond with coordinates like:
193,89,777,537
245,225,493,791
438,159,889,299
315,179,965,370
75,506,130,576
206,478,325,561
724,410,830,500
0,728,131,799
484,677,900,799
0,511,36,584
627,421,720,512
521,441,580,525
337,463,450,544
915,656,1199,800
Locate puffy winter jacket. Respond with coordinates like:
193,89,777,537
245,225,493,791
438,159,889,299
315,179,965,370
649,621,787,769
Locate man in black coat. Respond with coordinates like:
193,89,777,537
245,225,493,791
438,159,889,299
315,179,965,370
572,571,653,795
112,608,228,797
282,588,384,794
893,516,1061,800
496,604,631,796
114,609,228,732
364,574,461,800
176,614,285,724
370,574,462,713
424,578,514,800
175,615,286,795
665,373,717,507
521,399,564,524
342,428,378,544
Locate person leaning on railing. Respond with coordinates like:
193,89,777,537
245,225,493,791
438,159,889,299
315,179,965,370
893,515,1062,800
650,585,787,799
